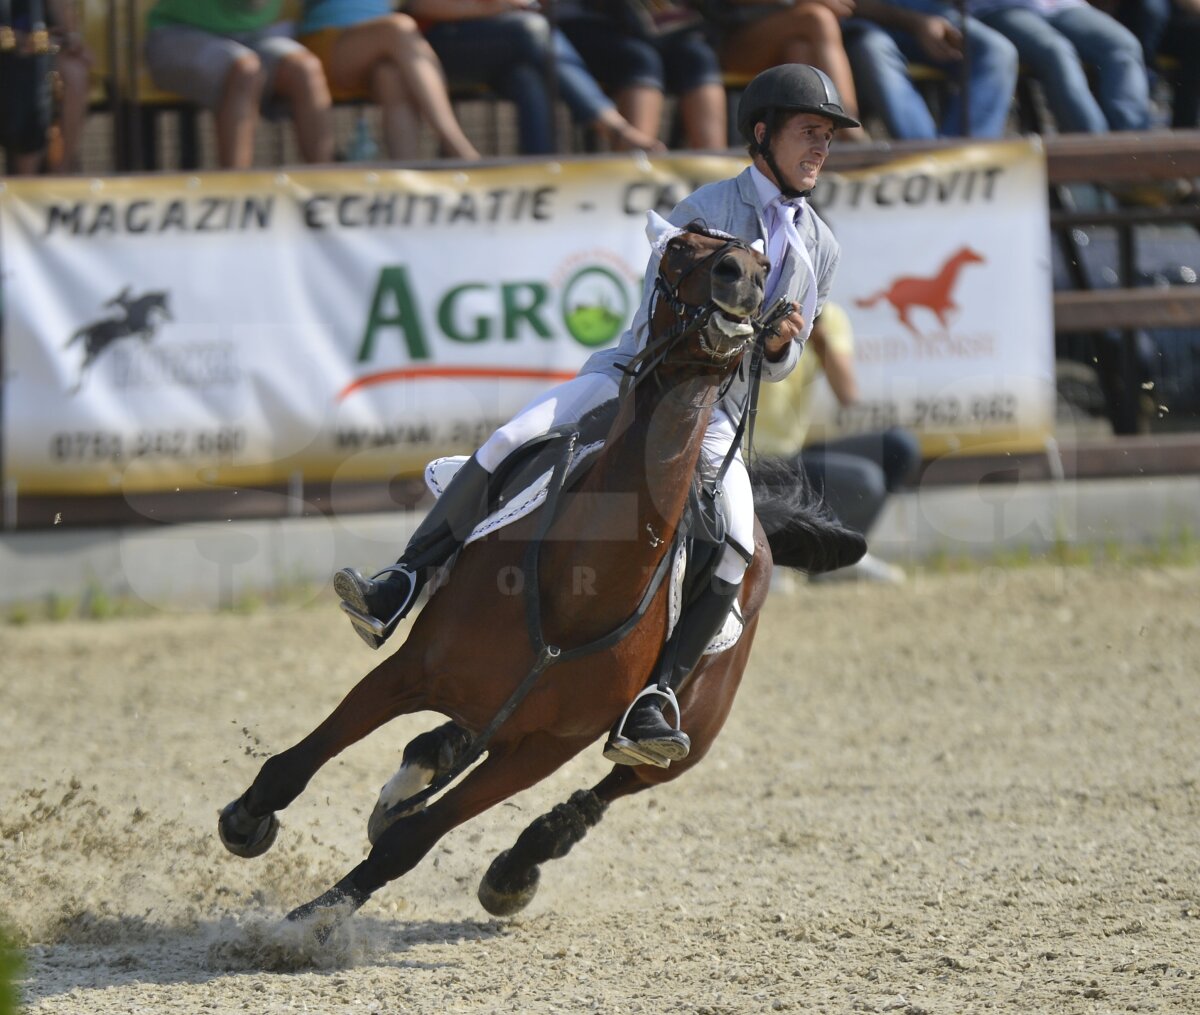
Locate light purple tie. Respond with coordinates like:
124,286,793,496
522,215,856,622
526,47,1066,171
766,196,818,343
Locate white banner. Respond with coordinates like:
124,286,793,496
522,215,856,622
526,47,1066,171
809,138,1056,457
1,142,1053,497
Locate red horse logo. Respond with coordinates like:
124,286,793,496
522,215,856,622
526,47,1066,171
855,246,985,337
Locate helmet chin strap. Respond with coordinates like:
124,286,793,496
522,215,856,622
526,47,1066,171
759,131,808,200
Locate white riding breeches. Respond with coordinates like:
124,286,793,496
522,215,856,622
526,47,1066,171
475,375,753,585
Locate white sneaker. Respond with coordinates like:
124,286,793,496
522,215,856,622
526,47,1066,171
811,552,905,585
850,552,906,584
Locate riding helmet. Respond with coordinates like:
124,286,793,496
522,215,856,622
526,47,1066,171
737,63,861,144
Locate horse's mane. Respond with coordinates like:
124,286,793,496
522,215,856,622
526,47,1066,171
749,456,867,575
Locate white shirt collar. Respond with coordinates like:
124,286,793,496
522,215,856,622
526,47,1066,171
750,164,806,218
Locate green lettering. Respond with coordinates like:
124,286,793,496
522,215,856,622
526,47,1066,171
357,266,428,362
439,283,490,343
501,282,551,340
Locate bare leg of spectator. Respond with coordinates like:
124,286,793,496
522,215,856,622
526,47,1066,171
678,82,727,149
331,15,480,160
591,106,667,153
215,52,267,169
273,49,334,164
722,5,868,141
614,84,664,148
371,61,423,161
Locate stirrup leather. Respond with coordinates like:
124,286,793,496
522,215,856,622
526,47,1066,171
337,564,418,637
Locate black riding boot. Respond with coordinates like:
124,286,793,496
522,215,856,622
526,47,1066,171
335,456,494,648
603,576,742,767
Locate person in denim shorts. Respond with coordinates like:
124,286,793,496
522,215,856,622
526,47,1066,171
144,0,334,168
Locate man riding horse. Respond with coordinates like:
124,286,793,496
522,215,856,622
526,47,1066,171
334,64,859,768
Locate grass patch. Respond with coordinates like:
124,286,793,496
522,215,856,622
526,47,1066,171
4,579,328,628
0,924,23,1015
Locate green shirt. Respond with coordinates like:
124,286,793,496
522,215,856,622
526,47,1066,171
147,0,284,34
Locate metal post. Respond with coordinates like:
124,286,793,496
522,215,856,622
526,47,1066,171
543,0,560,153
124,0,143,169
3,480,16,532
289,470,304,517
955,0,971,138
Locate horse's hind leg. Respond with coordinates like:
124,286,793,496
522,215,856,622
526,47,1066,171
219,654,425,858
366,721,472,845
477,765,651,917
288,731,588,933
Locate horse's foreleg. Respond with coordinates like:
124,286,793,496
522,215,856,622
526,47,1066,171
288,732,587,933
219,656,424,859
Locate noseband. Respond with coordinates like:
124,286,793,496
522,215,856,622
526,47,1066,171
620,231,780,394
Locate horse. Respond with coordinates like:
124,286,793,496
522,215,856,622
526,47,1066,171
66,288,171,391
217,220,866,938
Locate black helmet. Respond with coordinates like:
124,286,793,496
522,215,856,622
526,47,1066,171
737,63,861,145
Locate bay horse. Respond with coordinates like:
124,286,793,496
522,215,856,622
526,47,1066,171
217,220,865,938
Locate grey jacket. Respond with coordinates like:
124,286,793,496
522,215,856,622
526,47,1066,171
581,166,842,425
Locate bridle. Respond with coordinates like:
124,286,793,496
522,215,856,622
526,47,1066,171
618,229,782,399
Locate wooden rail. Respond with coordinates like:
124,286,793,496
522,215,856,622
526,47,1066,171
1054,286,1200,333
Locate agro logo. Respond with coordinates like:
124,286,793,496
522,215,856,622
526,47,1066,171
65,286,171,393
561,265,630,348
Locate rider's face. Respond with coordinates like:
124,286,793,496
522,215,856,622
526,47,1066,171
756,112,835,193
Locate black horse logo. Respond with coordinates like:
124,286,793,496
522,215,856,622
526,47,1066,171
65,287,172,393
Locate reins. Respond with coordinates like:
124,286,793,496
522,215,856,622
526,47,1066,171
381,431,683,822
380,228,778,822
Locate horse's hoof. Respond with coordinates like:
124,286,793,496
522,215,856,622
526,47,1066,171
218,797,280,858
477,850,540,917
287,883,368,944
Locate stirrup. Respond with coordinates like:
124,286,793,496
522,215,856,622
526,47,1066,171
602,686,687,769
336,564,418,638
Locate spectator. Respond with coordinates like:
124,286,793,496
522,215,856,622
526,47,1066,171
558,0,727,150
709,0,870,142
1,0,91,174
969,0,1150,133
754,302,921,583
144,0,335,169
843,0,1019,139
403,1,665,155
297,1,480,160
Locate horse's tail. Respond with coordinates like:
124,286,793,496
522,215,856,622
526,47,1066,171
750,456,866,575
854,291,885,309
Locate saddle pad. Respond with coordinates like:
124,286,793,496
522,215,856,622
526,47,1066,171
426,446,603,547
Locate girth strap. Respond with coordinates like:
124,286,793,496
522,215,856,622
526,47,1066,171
381,429,683,823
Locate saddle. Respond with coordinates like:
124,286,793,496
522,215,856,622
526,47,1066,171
425,402,745,654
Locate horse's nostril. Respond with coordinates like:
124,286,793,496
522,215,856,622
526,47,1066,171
712,253,748,284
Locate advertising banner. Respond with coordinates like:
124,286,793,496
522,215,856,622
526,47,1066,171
810,138,1056,457
0,141,1053,497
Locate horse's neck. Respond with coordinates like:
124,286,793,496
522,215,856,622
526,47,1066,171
540,375,716,633
940,252,970,285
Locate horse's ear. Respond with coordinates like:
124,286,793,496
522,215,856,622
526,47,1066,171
645,211,684,256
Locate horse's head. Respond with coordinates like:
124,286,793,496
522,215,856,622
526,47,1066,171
642,216,770,379
145,292,172,319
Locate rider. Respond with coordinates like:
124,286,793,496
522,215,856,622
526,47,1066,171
334,63,858,766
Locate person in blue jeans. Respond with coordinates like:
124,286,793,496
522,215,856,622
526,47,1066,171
844,0,1019,139
970,0,1150,132
557,0,727,150
404,1,664,155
